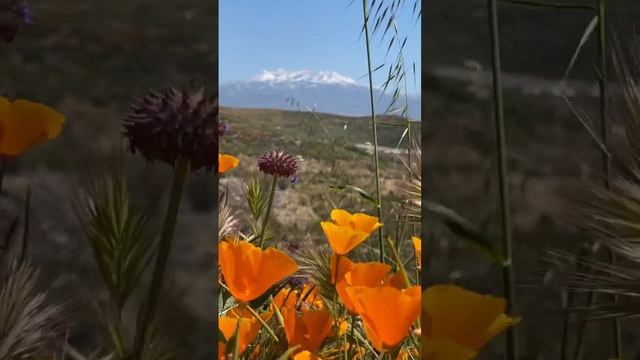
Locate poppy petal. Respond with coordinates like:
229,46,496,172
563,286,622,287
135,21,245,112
219,153,240,173
423,285,514,349
219,240,298,302
0,99,64,157
321,221,368,255
347,285,421,351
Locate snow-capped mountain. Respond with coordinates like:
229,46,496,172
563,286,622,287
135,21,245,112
220,69,421,120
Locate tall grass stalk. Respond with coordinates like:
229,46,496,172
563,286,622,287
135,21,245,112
0,159,5,195
134,157,190,357
595,0,622,355
361,0,385,262
486,0,518,358
258,175,278,248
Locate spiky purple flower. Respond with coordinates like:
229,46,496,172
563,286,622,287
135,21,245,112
257,150,298,178
123,83,219,172
0,0,32,42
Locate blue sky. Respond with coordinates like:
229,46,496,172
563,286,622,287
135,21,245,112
219,1,421,95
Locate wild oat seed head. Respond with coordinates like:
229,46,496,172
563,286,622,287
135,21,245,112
123,84,219,172
0,0,32,42
257,150,298,178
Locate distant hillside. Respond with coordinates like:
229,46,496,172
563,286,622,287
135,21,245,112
220,70,421,120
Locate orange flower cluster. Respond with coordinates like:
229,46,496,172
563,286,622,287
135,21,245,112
217,209,422,358
322,209,421,352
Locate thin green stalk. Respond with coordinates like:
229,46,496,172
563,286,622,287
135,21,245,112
561,245,589,360
486,0,518,359
134,157,190,357
361,0,385,263
18,186,30,264
595,0,622,355
258,175,278,248
0,159,5,195
573,291,595,360
231,317,241,360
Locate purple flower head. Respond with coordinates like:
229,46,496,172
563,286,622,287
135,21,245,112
123,83,219,172
257,150,298,178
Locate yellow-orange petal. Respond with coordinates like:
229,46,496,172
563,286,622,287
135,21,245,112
329,209,381,235
350,212,382,234
219,153,240,173
330,208,353,227
411,236,422,269
337,262,390,313
422,285,519,350
283,306,333,353
347,285,421,351
219,240,298,302
321,221,368,255
0,98,65,157
330,254,354,284
218,315,260,357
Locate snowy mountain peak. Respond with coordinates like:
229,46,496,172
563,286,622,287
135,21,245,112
251,69,358,86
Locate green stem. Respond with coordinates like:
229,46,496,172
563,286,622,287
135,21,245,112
18,186,30,265
0,159,5,195
361,0,385,263
258,175,278,248
573,291,595,360
134,157,190,357
486,0,518,359
597,0,621,354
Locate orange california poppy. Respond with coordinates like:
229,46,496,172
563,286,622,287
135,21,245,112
283,305,333,354
218,307,271,359
219,240,298,302
422,285,519,359
331,257,391,313
346,285,421,351
320,209,381,255
219,153,239,173
0,97,65,157
411,236,421,269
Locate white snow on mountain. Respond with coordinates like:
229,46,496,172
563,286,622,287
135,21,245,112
250,69,360,86
220,69,421,120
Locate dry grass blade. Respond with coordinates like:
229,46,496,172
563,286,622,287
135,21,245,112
0,260,64,360
218,191,239,240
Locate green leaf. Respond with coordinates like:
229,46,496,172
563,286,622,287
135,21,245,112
425,201,504,263
329,184,378,206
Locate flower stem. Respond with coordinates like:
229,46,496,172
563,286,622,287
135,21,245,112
134,157,190,357
361,0,385,263
258,175,278,248
0,159,5,195
596,0,621,355
486,0,518,358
